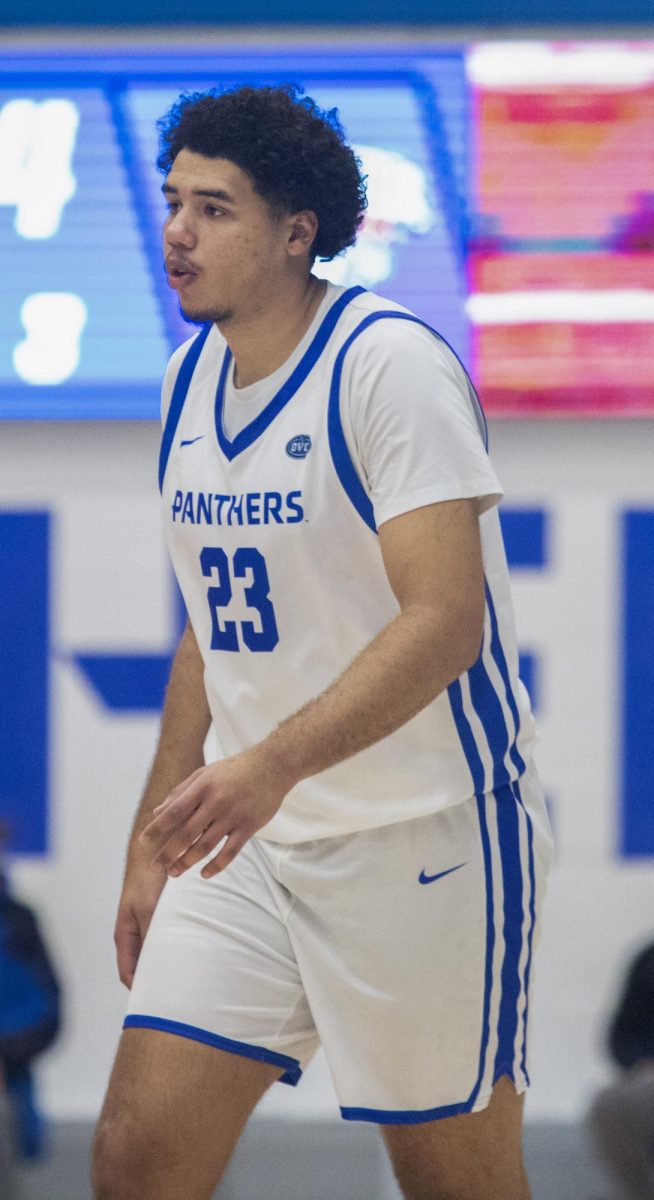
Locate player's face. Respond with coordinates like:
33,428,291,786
162,149,293,325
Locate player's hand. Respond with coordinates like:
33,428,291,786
114,860,167,988
138,747,293,880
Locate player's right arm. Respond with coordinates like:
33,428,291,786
115,619,211,988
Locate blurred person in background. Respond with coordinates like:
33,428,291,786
587,942,654,1200
0,1060,19,1200
0,820,61,1163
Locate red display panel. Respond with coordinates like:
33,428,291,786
469,44,654,417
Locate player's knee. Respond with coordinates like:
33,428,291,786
92,1116,137,1200
91,1112,175,1200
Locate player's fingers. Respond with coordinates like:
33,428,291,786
200,830,251,880
115,924,142,989
166,827,228,877
139,786,201,849
155,814,217,872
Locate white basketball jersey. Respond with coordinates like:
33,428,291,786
159,284,536,843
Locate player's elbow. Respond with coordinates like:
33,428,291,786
405,586,485,681
457,617,484,674
444,598,485,677
412,599,484,684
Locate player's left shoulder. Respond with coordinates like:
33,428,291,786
341,289,463,379
345,286,413,325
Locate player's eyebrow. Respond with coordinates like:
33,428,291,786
162,182,236,204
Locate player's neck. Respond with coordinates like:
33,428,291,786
225,275,327,390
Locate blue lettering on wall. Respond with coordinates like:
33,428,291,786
74,653,174,711
0,512,50,854
500,508,549,570
73,581,185,713
518,653,539,713
620,509,654,857
500,506,549,716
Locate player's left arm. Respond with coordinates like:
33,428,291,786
139,495,485,879
255,495,485,775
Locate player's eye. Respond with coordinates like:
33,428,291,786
165,202,180,215
205,205,223,217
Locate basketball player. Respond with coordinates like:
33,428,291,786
92,84,553,1200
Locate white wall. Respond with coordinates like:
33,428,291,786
3,417,654,1124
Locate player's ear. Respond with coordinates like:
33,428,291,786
286,210,318,258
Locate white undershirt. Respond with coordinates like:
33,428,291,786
221,285,335,441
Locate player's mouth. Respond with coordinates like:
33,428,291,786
167,267,198,290
166,257,199,290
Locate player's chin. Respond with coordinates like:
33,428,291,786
178,301,233,326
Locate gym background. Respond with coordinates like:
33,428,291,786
1,2,652,1196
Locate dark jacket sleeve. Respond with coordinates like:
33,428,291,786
0,898,61,1066
609,944,654,1070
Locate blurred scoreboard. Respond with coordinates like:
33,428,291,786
0,40,653,419
468,42,654,417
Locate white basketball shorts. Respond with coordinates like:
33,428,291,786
125,757,553,1123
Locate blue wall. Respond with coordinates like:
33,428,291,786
4,0,652,25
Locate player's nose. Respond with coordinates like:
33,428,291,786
165,211,196,248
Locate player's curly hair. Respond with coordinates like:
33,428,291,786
156,83,367,262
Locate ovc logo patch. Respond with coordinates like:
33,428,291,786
286,434,311,459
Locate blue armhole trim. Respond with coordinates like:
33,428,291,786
158,323,212,493
328,323,377,534
328,310,489,534
123,1015,302,1086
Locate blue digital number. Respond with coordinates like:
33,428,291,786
200,546,238,652
233,547,279,652
201,546,279,653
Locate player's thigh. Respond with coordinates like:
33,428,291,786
381,1076,530,1200
92,1027,282,1200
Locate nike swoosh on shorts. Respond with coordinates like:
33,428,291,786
418,862,468,885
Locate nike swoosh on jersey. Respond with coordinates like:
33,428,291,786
418,862,468,885
180,436,204,447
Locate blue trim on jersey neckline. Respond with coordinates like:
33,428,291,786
123,1015,302,1086
214,285,366,462
158,322,212,493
